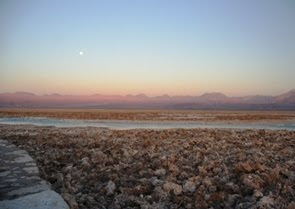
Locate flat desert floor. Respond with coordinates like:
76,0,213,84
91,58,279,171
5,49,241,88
0,109,294,209
1,108,295,122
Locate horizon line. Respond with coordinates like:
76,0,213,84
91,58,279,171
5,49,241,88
1,89,295,98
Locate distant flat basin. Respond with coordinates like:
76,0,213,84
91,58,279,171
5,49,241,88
0,117,294,131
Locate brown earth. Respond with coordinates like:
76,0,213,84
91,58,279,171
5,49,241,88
0,125,294,209
1,108,295,122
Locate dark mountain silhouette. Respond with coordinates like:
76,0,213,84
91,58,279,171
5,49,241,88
0,90,295,110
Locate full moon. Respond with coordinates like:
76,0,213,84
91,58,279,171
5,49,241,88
79,51,84,56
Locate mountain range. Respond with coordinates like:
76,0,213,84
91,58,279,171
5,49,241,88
0,90,295,110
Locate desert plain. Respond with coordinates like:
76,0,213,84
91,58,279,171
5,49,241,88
0,109,294,209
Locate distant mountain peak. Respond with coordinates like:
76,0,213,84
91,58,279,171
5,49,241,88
275,89,295,104
14,91,36,96
136,93,148,97
277,89,295,97
200,92,227,99
50,93,62,96
156,94,171,99
127,93,148,98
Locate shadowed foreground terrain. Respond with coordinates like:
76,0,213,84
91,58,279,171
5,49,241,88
0,125,294,209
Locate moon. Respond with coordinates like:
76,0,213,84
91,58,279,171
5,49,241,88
79,51,84,56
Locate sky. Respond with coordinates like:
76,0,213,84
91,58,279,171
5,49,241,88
0,0,295,96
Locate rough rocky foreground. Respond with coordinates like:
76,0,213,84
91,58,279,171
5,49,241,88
0,125,294,209
0,139,69,209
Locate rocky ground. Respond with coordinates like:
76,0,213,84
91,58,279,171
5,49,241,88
0,125,294,209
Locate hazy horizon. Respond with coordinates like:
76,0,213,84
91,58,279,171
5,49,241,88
1,88,295,97
1,0,295,97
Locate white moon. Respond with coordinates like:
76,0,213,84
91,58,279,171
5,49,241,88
79,51,84,56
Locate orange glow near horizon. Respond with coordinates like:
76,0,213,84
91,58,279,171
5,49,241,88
0,75,292,97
